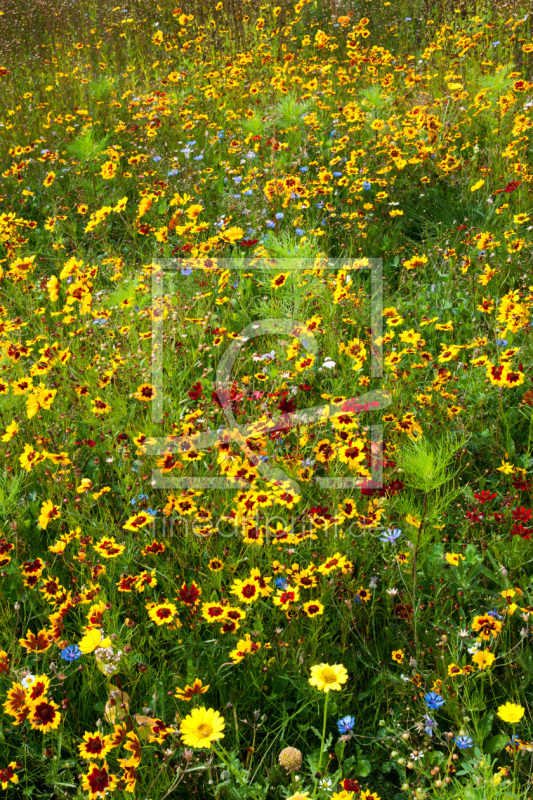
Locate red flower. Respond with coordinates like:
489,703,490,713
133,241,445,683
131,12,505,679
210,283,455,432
512,477,533,491
504,180,521,193
342,778,361,792
512,507,532,523
178,582,201,606
385,479,405,496
188,382,202,401
83,764,114,796
511,523,531,540
474,490,497,504
278,395,297,414
465,510,484,523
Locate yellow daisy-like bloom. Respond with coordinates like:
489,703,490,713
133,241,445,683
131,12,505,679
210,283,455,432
148,602,178,626
79,628,112,655
445,553,465,566
497,702,525,724
309,663,348,693
134,383,156,402
38,499,61,530
28,698,61,733
100,160,117,180
179,706,225,749
472,650,496,671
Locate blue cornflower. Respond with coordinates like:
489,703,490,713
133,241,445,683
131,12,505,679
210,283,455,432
275,212,284,220
333,171,342,177
455,735,474,749
295,228,304,236
168,169,178,177
233,176,242,183
266,220,276,229
138,494,149,500
488,608,504,620
337,715,356,734
300,166,308,172
363,181,371,190
379,528,402,544
243,189,253,196
274,577,288,590
153,156,161,162
424,691,445,710
423,715,437,736
193,154,204,161
496,338,507,346
61,645,82,662
146,509,158,516
181,268,192,276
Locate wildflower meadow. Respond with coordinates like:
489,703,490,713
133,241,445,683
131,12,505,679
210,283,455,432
1,0,533,797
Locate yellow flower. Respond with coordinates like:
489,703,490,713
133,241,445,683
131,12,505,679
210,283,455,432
445,553,465,566
134,383,156,402
497,702,525,724
219,226,244,243
472,651,496,671
497,461,515,475
79,628,112,655
174,678,209,701
309,663,348,693
404,254,428,270
100,161,117,180
1,421,18,442
391,649,404,664
38,500,61,530
148,602,178,626
470,179,484,192
179,707,225,748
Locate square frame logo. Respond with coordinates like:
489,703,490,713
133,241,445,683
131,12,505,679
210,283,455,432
147,257,390,493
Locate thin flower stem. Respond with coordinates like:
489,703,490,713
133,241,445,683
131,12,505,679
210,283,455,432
313,691,330,799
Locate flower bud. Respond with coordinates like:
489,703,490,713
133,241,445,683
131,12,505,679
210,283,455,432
278,746,302,773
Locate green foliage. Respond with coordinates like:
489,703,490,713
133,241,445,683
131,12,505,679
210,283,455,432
66,129,112,162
